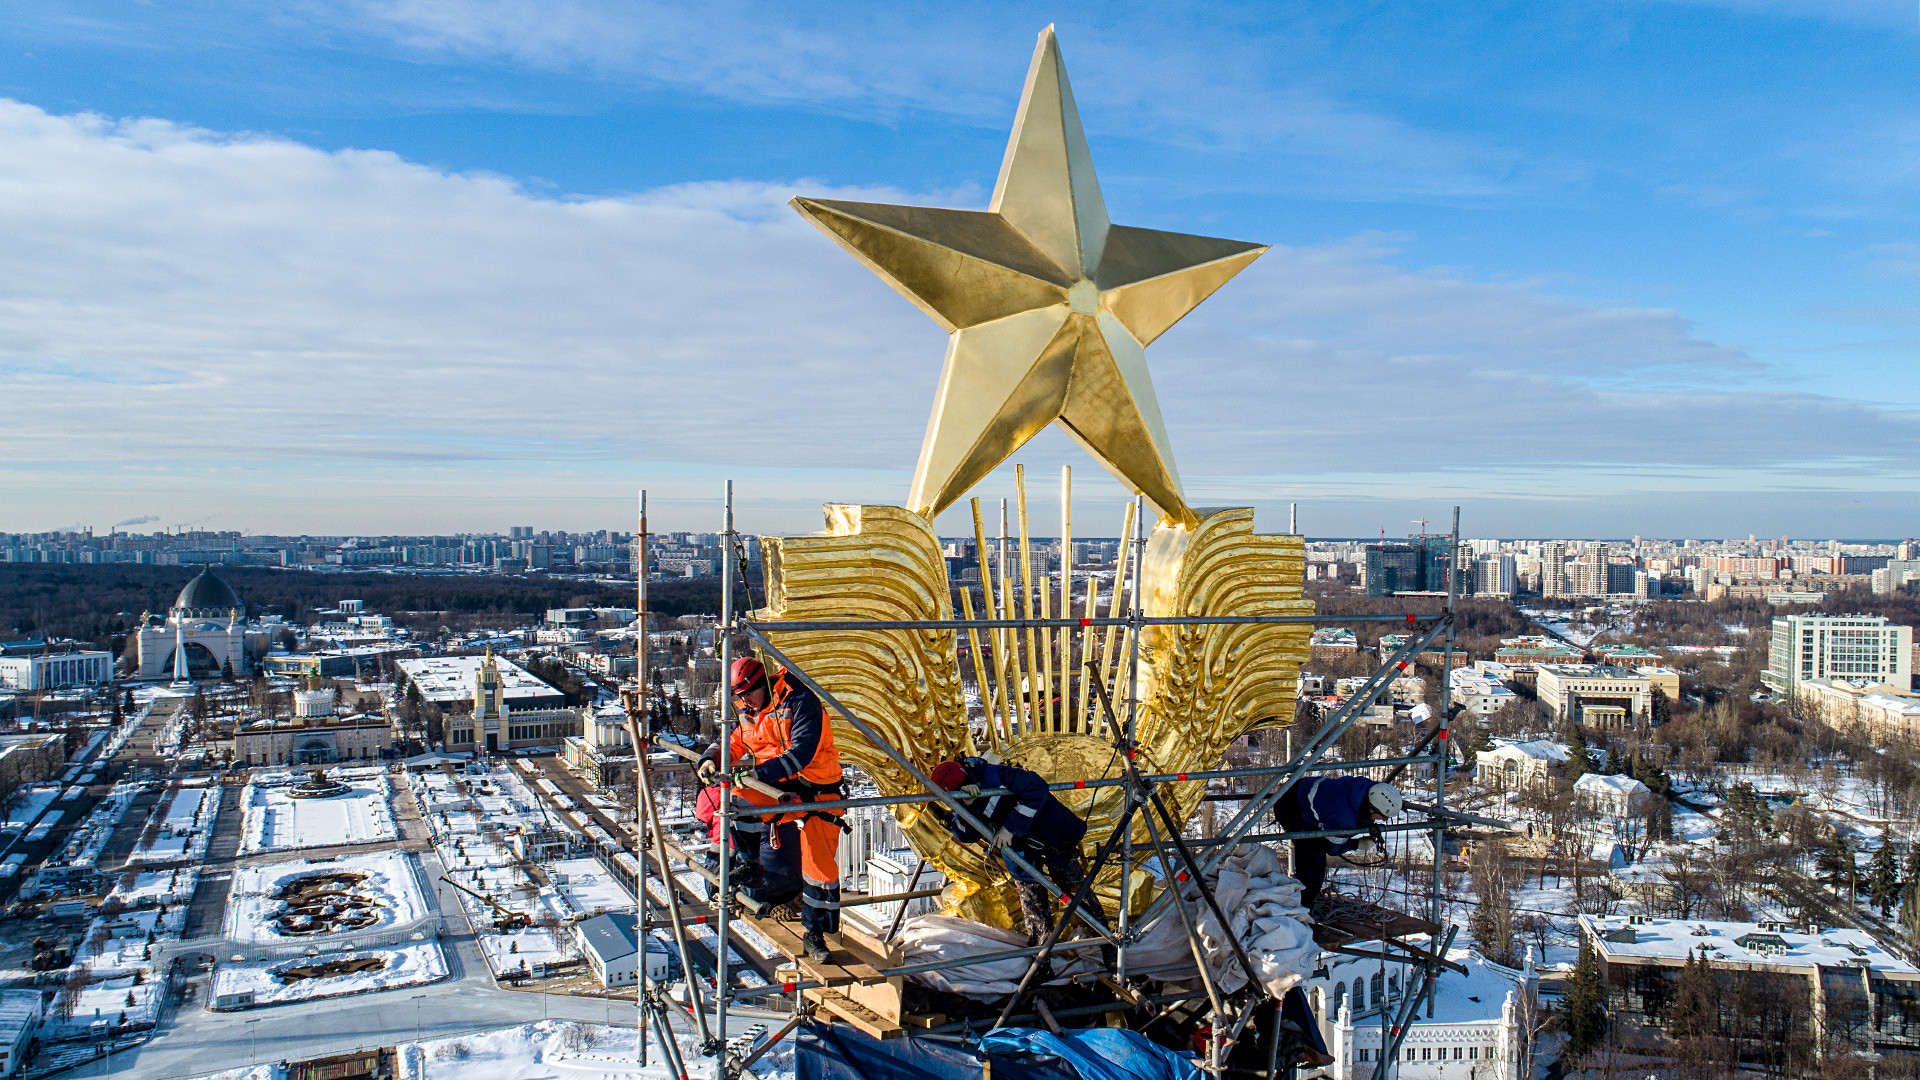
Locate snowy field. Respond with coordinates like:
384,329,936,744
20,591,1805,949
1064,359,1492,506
112,866,200,908
189,1020,755,1080
241,768,397,853
478,925,574,976
210,941,448,1009
399,1020,754,1080
129,781,222,864
224,849,429,944
548,857,634,919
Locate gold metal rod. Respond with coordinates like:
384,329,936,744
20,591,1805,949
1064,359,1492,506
1000,498,1016,740
1038,582,1054,732
1100,500,1138,710
1059,465,1071,733
958,582,994,754
971,497,1011,748
1016,465,1038,737
1077,576,1096,732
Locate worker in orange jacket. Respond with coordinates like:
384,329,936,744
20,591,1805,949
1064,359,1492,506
699,656,845,962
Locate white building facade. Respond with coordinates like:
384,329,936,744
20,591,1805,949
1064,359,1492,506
1765,614,1913,695
1309,946,1533,1080
0,651,111,691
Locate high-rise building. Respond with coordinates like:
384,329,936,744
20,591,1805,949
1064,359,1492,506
1577,542,1609,597
1474,555,1517,597
1764,614,1914,695
1422,539,1459,596
1540,542,1567,597
1364,544,1422,598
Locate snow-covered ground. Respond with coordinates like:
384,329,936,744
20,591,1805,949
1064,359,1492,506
112,867,200,908
188,1021,755,1080
3,784,62,833
548,857,634,919
224,849,430,944
211,941,449,1008
241,768,397,853
42,902,187,1038
129,780,222,864
395,1020,759,1080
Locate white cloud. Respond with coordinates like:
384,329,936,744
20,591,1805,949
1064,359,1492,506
0,99,1914,535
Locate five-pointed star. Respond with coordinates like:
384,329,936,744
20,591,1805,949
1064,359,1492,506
791,26,1267,526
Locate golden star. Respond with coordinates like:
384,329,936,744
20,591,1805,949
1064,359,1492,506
791,26,1267,526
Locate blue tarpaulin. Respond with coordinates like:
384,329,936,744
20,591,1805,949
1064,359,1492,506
795,1023,1200,1080
978,1028,1203,1080
795,1023,1074,1080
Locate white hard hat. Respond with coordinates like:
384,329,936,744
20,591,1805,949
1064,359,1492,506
1367,783,1403,818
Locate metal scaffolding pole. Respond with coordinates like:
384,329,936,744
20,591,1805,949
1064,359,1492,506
1119,495,1143,985
1431,506,1460,1021
714,481,734,1073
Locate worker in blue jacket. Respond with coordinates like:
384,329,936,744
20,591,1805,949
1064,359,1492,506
1274,775,1402,907
931,757,1103,977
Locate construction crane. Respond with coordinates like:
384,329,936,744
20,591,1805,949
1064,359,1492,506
442,877,532,931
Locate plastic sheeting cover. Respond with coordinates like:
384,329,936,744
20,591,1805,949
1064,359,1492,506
978,1028,1203,1080
795,1023,1074,1080
1187,844,1317,998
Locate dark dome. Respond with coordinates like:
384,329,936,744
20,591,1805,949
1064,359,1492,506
173,569,243,617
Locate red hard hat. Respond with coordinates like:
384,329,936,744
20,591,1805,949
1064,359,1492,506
729,656,767,695
930,761,968,791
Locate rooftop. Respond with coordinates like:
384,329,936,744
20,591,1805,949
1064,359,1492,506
1581,915,1920,976
396,655,563,704
575,911,639,964
1486,738,1570,763
1575,773,1650,796
1536,663,1650,680
0,988,39,1038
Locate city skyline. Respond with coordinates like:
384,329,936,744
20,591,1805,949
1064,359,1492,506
3,3,1919,535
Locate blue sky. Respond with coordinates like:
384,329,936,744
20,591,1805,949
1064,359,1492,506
1,1,1917,538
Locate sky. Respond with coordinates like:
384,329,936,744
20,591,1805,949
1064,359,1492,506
1,1,1918,540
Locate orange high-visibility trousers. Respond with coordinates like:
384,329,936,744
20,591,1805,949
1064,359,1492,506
798,809,843,933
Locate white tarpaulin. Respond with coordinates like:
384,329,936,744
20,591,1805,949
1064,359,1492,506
1186,844,1318,998
897,914,1103,998
895,843,1319,1001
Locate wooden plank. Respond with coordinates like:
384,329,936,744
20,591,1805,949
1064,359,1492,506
844,975,904,1026
806,987,903,1040
740,914,859,987
831,924,902,975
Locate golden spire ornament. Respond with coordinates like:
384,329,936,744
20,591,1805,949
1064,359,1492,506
791,26,1267,526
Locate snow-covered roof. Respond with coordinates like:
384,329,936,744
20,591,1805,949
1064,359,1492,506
1863,692,1920,716
1485,738,1569,763
576,911,639,965
1575,773,1650,797
1326,943,1525,1027
396,655,563,705
1582,915,1920,977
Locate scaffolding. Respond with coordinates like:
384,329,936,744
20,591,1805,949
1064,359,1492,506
618,487,1481,1080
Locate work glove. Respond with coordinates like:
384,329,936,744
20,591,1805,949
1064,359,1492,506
1346,836,1379,861
991,827,1015,849
695,759,718,785
959,784,982,799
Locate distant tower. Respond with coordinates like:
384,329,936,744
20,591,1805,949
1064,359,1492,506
474,649,505,721
170,620,189,684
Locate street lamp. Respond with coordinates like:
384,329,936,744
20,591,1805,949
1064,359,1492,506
245,1018,261,1067
411,993,427,1048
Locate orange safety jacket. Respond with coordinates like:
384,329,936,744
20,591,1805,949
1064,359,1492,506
727,670,842,789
